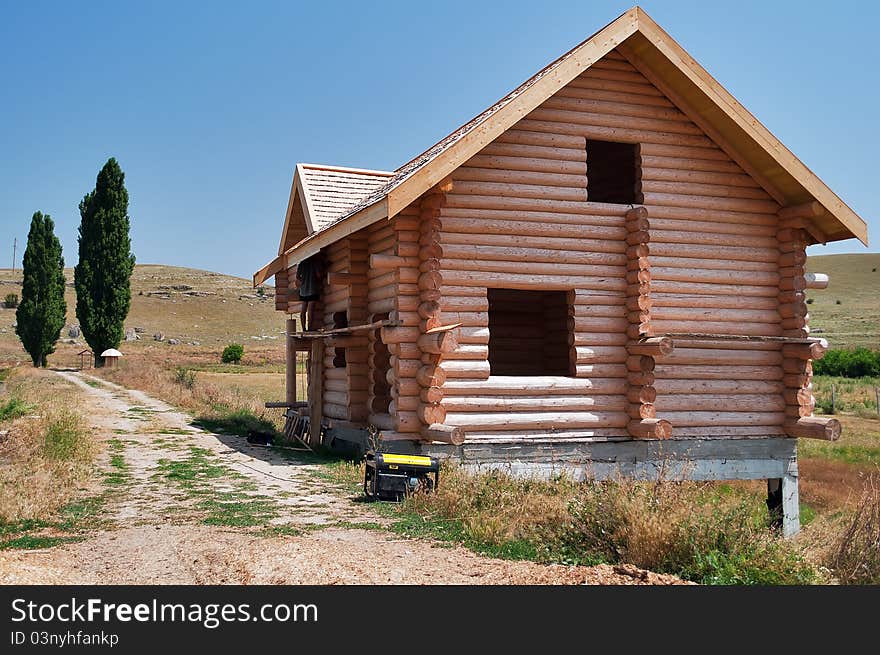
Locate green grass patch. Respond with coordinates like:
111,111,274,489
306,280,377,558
0,535,82,550
260,524,306,538
192,408,278,439
0,496,106,550
43,409,89,461
0,368,11,383
103,439,131,486
799,442,880,466
83,378,104,389
198,494,279,527
154,447,233,486
0,396,31,421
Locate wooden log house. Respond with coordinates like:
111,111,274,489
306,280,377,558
254,8,868,536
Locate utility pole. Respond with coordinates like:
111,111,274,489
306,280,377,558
12,238,16,274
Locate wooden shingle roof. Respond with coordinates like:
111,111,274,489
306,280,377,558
298,164,394,233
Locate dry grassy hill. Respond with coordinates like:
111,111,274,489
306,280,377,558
0,254,875,367
0,264,287,367
806,253,880,349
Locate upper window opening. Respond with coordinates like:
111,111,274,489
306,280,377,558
586,140,641,205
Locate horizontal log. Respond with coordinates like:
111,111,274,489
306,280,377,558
454,166,587,188
655,394,785,412
628,418,672,439
665,348,782,366
322,402,349,421
651,293,778,310
444,411,630,430
442,215,626,240
778,201,824,220
670,426,785,437
627,337,674,357
781,340,828,360
640,166,759,188
445,270,626,292
394,411,421,433
418,403,447,425
443,376,628,396
370,254,418,269
654,378,785,398
422,423,465,445
654,364,783,381
479,140,587,161
442,360,491,379
785,416,841,441
571,345,625,364
443,257,624,278
443,243,627,267
650,242,778,264
378,430,422,442
629,403,657,419
657,411,785,427
569,332,629,347
782,358,810,374
650,320,782,337
804,272,829,289
651,266,779,287
443,345,488,361
518,117,717,149
641,191,778,215
627,371,655,386
381,326,418,344
627,386,657,404
495,128,586,149
441,395,627,412
570,363,629,378
542,94,687,122
652,306,780,324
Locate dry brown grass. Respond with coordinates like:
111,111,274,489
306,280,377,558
0,264,287,368
92,355,285,433
0,367,96,522
825,481,880,583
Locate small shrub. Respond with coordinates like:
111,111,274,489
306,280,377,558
43,408,89,461
173,367,196,389
813,348,880,378
806,298,814,305
826,483,880,584
814,396,835,415
0,397,30,421
221,343,244,364
3,293,18,309
562,480,814,584
256,286,265,297
835,299,842,305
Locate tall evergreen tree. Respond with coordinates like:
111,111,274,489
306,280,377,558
16,212,67,367
74,158,136,367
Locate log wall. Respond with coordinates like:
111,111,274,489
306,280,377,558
436,47,785,440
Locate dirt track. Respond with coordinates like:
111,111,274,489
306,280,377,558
0,372,685,585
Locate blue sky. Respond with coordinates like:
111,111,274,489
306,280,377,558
1,0,876,280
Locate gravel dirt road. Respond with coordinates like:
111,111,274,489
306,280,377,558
0,371,686,585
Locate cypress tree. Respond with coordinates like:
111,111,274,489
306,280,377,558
74,158,136,367
16,212,67,367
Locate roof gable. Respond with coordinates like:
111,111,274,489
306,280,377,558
277,163,394,256
258,6,867,283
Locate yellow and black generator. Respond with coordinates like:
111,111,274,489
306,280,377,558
363,452,440,501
